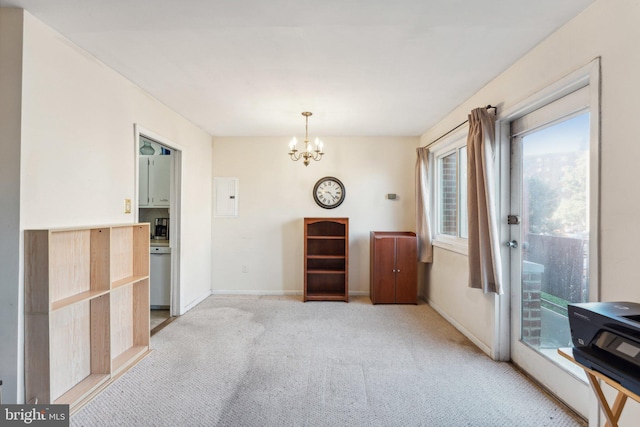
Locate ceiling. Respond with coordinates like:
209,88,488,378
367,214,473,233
1,0,595,137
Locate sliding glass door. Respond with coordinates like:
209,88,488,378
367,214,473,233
509,87,592,416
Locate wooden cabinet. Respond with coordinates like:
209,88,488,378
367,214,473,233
139,155,170,207
24,224,150,413
370,231,417,304
304,218,348,302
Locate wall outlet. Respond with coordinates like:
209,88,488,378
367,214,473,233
124,198,132,214
242,265,248,273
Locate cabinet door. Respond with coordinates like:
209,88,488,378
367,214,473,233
150,253,171,306
394,237,418,304
149,156,170,207
138,157,149,207
372,237,396,304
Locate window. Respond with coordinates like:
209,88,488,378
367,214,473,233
439,151,457,236
431,128,468,254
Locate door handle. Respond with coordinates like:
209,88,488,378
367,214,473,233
506,240,518,249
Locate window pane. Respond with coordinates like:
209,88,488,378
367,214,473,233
520,112,590,350
439,152,457,236
459,147,468,239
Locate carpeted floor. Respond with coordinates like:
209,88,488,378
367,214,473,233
71,296,584,426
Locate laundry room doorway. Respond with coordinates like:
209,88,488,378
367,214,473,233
134,125,183,329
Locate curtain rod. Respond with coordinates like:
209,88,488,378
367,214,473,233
421,105,497,149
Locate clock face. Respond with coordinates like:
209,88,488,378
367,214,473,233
313,177,345,209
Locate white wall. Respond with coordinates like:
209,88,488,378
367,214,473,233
0,8,24,404
211,136,418,295
422,0,640,423
0,10,214,403
426,247,497,355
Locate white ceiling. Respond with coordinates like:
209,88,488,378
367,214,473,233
2,0,595,137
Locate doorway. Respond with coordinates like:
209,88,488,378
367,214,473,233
134,125,183,331
507,85,596,417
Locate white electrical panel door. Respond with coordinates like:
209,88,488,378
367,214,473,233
214,177,239,217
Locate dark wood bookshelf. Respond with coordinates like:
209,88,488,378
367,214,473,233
304,218,348,302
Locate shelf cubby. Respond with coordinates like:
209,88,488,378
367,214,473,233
110,224,149,289
111,279,150,375
306,257,346,272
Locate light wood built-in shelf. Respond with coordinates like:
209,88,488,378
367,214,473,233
112,346,149,376
51,289,111,312
54,374,110,407
25,223,151,414
111,275,148,290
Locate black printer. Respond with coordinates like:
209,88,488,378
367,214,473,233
568,301,640,395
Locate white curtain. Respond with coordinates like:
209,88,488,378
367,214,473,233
415,147,433,263
467,108,503,294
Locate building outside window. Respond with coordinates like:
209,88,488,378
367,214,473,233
431,129,468,254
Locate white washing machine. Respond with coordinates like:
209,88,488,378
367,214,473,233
150,246,171,308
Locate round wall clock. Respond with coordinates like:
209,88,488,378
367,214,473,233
313,176,345,209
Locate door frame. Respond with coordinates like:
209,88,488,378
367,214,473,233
495,57,601,356
134,124,183,317
494,59,601,420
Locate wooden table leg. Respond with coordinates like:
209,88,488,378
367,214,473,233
609,390,628,426
587,372,628,427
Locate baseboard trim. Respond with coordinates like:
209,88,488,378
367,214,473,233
426,297,493,357
182,290,212,313
211,290,302,296
210,290,370,297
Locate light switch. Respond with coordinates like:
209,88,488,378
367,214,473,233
124,198,132,214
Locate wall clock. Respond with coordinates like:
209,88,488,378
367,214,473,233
313,176,345,209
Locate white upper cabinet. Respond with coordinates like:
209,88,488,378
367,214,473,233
139,155,170,207
139,157,150,207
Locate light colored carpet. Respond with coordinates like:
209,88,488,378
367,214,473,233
72,296,583,426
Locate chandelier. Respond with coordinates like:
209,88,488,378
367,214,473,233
288,112,324,166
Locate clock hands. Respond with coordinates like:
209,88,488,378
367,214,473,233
319,190,338,202
313,177,345,208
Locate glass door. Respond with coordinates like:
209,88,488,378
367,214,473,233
509,88,592,416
